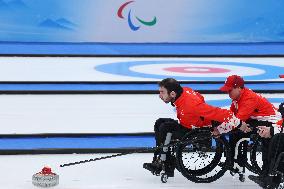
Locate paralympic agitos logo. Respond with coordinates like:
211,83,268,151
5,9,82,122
117,1,157,31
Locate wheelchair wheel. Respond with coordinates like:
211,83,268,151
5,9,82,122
176,129,231,183
245,135,262,175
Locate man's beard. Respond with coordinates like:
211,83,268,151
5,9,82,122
164,96,175,103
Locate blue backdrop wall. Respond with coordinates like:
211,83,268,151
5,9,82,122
1,0,284,43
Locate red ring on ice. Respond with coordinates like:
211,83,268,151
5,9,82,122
164,66,230,73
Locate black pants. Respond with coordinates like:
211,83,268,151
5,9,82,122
228,130,250,167
153,118,213,157
228,119,273,168
154,118,190,147
263,133,284,175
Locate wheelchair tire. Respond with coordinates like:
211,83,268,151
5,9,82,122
245,135,262,175
176,129,231,183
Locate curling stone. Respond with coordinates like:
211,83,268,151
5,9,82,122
32,166,59,187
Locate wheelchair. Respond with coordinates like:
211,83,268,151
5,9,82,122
172,127,263,183
149,128,226,183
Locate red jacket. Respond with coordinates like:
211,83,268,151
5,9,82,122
230,88,282,134
174,87,237,129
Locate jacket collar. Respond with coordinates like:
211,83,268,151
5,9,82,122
173,87,187,107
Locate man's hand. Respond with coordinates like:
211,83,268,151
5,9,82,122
257,126,271,138
238,122,252,133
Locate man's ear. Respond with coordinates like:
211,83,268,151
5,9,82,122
170,91,176,98
237,87,243,92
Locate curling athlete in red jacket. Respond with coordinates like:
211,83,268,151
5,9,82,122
214,75,282,186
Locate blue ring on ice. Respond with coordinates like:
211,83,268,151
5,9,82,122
95,60,283,80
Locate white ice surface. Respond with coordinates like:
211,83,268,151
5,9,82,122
0,153,259,189
0,93,282,134
0,56,277,188
0,57,283,81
